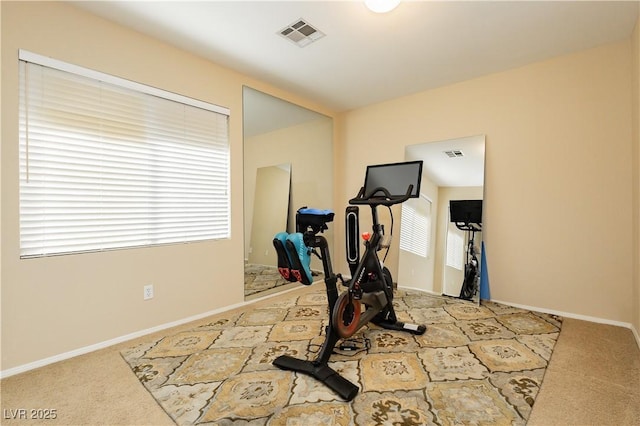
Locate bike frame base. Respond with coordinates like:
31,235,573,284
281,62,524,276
273,355,359,401
374,319,427,335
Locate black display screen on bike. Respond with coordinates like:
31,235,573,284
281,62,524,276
363,160,423,198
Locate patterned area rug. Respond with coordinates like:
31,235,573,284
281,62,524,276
122,284,562,425
244,264,291,297
244,264,323,297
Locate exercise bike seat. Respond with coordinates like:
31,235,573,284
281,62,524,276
296,208,334,234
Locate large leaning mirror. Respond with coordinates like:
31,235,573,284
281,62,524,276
243,86,333,299
398,135,485,304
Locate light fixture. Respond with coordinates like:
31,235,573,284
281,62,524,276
364,0,401,13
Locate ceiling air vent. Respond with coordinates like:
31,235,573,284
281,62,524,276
279,19,325,47
444,150,464,158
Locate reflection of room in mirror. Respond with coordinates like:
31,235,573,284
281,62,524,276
399,135,485,304
444,199,482,301
447,199,483,300
242,87,333,299
247,164,290,267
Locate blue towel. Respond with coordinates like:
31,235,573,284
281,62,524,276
479,241,490,300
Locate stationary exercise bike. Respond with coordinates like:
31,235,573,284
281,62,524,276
272,161,426,401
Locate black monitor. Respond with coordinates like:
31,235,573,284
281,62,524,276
450,200,483,224
363,160,423,198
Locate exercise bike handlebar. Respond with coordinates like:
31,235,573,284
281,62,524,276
349,185,414,207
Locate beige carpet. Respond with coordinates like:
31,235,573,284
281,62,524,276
121,284,562,425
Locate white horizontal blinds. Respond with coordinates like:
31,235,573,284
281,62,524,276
399,196,431,258
19,55,230,258
446,227,464,270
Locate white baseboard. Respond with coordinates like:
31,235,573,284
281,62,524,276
0,293,287,379
490,298,629,327
397,286,640,350
490,298,640,350
631,323,640,350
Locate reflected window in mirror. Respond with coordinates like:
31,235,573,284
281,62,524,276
446,229,464,270
400,196,432,258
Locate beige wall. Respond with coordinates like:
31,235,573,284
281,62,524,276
0,2,336,371
336,40,634,324
632,20,640,340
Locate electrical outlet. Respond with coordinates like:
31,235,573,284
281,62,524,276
143,284,154,300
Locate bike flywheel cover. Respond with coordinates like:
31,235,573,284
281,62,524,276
332,292,361,338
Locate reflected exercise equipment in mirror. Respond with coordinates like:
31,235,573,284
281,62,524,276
243,86,333,299
449,199,482,300
398,135,485,304
247,164,291,266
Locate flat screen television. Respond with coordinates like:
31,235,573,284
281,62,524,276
449,199,483,224
363,160,423,198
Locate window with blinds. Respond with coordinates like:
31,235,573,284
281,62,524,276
399,196,431,258
18,50,230,258
446,228,464,270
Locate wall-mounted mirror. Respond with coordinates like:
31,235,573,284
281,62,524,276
243,86,333,299
398,135,485,304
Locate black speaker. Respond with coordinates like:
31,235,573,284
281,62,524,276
345,206,360,276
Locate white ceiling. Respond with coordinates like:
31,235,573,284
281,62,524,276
406,135,485,187
71,1,639,113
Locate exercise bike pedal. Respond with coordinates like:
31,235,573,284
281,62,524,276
339,276,350,288
339,341,359,351
377,320,426,335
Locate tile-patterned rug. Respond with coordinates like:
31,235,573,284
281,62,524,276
244,264,323,297
244,263,291,297
122,284,562,425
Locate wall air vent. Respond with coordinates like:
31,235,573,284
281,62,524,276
444,150,464,158
279,19,325,47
